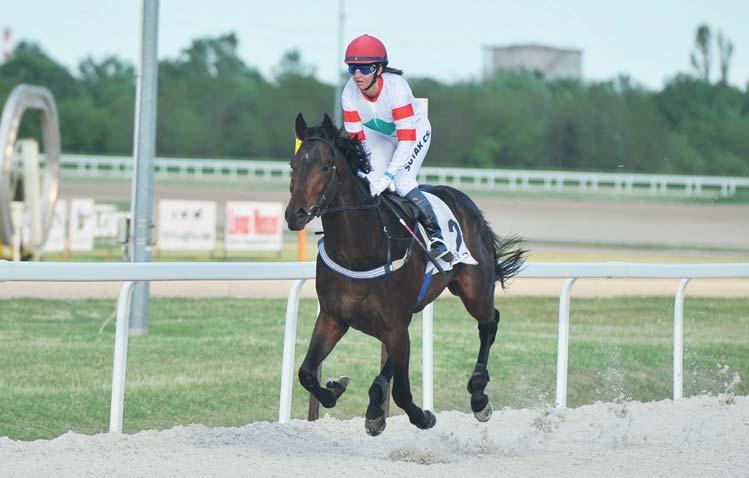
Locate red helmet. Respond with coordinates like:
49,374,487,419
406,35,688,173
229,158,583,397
344,34,388,65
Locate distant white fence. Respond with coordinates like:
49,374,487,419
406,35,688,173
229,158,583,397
2,260,747,432
47,154,749,197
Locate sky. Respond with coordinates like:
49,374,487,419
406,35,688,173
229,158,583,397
3,0,749,90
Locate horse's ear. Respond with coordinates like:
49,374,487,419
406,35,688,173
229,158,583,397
295,113,307,140
321,113,336,139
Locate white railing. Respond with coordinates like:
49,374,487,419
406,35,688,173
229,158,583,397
1,260,748,431
419,167,748,197
55,154,292,182
46,154,749,197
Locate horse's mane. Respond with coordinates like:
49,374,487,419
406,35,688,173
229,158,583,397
296,124,372,178
333,129,372,176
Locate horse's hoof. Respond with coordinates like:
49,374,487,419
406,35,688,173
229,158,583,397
365,414,386,436
418,410,437,430
326,376,351,398
473,399,493,423
326,375,351,389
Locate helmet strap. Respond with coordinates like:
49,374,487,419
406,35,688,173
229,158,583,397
364,64,381,92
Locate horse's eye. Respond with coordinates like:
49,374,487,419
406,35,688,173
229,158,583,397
322,163,330,171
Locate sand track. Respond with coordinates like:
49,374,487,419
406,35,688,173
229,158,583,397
1,395,747,477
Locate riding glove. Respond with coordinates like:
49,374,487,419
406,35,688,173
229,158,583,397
369,174,394,197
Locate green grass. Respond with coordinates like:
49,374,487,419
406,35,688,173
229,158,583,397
0,297,747,440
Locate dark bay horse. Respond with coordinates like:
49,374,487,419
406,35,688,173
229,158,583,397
285,113,526,436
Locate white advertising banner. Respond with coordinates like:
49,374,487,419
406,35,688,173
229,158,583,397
224,201,284,252
43,200,68,252
22,199,67,253
94,204,119,238
158,200,216,251
69,198,95,251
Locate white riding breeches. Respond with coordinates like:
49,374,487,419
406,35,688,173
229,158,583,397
364,127,432,196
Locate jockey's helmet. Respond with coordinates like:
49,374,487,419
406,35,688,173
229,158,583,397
344,34,388,66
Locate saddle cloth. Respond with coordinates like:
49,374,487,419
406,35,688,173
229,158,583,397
420,191,478,276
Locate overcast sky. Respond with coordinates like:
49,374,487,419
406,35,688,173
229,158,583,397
4,0,748,90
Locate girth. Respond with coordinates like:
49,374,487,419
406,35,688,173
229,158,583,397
318,238,413,279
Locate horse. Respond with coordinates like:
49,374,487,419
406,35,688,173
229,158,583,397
285,113,526,436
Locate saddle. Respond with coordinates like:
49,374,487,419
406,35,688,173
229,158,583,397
379,185,438,227
318,184,476,279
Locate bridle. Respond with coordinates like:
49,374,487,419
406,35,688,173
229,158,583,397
296,136,380,219
299,137,339,218
294,134,419,273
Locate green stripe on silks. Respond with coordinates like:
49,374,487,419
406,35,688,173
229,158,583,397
363,119,396,136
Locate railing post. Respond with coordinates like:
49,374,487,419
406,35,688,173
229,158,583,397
555,278,576,409
109,281,136,432
673,278,690,400
278,279,306,423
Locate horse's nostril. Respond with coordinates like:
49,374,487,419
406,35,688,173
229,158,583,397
296,208,307,218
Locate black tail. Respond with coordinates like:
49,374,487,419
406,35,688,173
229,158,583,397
478,215,526,289
429,185,527,289
492,234,527,289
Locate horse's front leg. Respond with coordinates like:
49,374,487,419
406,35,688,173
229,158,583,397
385,328,436,431
298,313,349,409
365,357,392,436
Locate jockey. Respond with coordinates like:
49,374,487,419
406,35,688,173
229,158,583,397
341,34,454,263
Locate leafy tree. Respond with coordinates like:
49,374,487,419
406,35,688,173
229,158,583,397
272,49,316,82
0,42,78,98
157,33,267,157
0,42,79,150
0,32,746,176
690,24,712,82
78,56,135,106
717,31,734,85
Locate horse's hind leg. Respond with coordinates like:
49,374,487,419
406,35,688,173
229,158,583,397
298,314,349,409
468,308,500,422
365,358,392,436
453,269,500,422
385,328,436,432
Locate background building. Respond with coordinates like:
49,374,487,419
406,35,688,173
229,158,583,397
483,44,582,81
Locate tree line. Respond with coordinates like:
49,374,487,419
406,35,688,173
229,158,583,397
0,30,747,176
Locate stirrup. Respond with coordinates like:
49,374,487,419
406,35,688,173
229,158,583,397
429,238,454,263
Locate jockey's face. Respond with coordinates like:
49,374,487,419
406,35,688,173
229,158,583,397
350,64,382,91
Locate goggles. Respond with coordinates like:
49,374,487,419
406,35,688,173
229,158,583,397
347,63,379,75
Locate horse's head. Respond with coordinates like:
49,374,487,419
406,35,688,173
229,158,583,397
285,113,341,231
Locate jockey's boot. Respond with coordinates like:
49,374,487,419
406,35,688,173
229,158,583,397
406,188,455,263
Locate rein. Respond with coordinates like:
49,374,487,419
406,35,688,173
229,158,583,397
296,135,416,276
299,136,381,219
